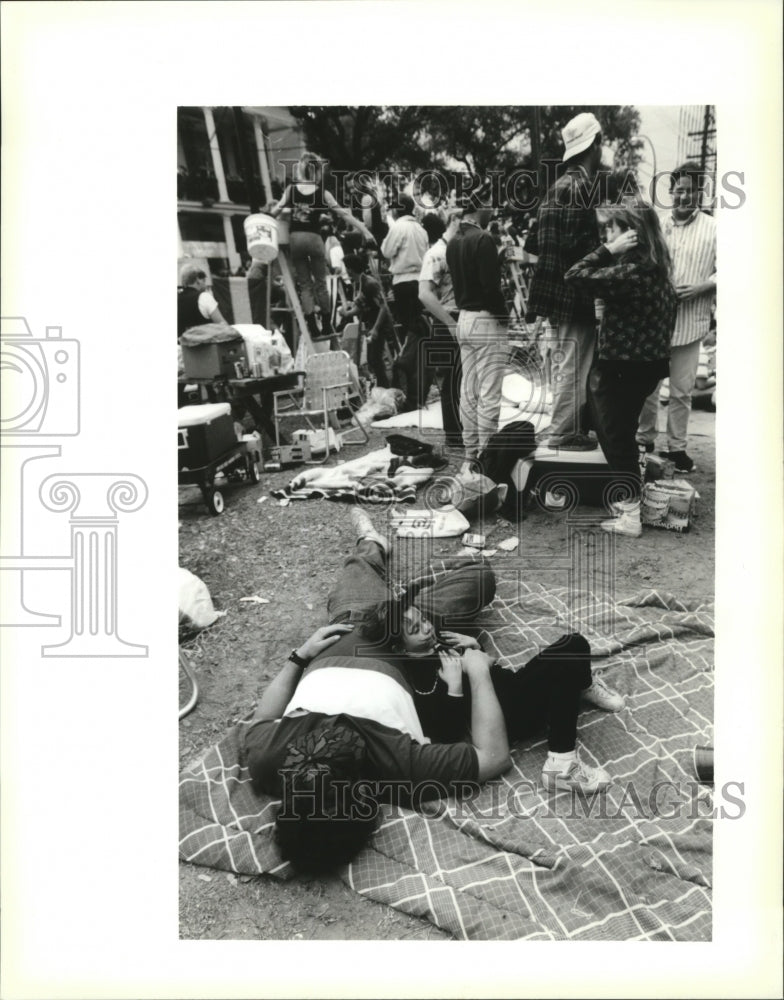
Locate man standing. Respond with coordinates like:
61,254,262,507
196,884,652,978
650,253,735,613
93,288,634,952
381,193,429,408
637,163,716,472
525,112,604,451
419,211,463,449
177,264,226,337
446,186,509,477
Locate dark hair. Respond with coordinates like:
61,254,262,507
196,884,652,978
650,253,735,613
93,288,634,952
420,212,446,245
669,161,705,192
274,771,378,873
604,201,674,278
343,251,368,275
393,193,416,217
357,595,443,652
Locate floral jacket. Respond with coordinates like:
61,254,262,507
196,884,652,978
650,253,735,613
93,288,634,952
564,245,677,363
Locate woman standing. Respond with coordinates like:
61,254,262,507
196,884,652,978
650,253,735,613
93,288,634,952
564,201,677,537
270,152,375,343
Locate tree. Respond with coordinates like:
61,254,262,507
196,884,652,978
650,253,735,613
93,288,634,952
290,104,642,175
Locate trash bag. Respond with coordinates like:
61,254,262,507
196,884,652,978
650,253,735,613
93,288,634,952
179,567,226,629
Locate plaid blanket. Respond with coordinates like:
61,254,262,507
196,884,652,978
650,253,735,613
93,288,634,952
179,580,713,941
270,481,418,505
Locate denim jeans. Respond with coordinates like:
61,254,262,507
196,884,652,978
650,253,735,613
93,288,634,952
588,363,663,502
289,231,330,317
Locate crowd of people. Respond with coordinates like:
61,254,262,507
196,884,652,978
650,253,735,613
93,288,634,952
182,112,717,875
238,115,714,542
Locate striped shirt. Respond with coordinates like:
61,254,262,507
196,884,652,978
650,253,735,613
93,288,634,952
660,209,717,346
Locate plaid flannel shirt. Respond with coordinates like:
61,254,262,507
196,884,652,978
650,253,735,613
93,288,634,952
525,168,601,325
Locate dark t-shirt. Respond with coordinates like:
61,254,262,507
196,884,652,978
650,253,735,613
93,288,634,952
242,711,478,806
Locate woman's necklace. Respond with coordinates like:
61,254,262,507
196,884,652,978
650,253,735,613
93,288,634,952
412,671,439,696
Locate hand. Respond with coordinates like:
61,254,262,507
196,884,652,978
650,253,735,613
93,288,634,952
676,283,702,301
605,230,638,256
439,630,481,652
437,647,463,695
296,623,354,662
461,646,496,678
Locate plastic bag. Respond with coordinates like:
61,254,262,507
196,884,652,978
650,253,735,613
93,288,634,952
179,567,226,629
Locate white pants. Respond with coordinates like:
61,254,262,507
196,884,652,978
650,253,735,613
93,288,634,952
637,339,701,452
456,311,509,460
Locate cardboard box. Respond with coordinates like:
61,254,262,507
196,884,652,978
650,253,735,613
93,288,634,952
181,339,246,379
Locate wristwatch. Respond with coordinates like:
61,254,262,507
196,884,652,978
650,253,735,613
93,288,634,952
288,649,310,669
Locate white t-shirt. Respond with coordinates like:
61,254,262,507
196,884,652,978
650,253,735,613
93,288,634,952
283,662,429,745
197,290,219,320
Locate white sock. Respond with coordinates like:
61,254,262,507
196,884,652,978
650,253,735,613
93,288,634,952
545,750,577,773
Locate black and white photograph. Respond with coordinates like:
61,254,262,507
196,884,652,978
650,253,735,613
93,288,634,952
177,104,721,942
2,2,781,998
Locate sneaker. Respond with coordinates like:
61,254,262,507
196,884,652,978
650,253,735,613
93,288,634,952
549,433,598,452
544,490,568,510
582,676,625,712
542,758,612,793
659,450,696,473
601,502,642,538
349,507,388,553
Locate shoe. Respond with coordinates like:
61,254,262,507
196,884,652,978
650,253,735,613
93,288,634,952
659,450,696,473
601,501,642,537
349,507,388,553
544,490,568,510
549,433,598,452
542,757,612,793
582,676,625,712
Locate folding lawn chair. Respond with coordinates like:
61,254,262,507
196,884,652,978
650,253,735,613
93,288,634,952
272,350,369,463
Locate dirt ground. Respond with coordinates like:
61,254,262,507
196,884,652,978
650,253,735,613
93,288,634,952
178,404,715,941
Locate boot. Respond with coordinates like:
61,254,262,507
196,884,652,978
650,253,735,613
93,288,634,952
305,313,323,341
601,499,642,538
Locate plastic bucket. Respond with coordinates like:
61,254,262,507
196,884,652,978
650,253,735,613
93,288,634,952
244,213,279,263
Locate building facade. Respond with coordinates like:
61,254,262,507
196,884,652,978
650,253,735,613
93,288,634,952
177,106,304,276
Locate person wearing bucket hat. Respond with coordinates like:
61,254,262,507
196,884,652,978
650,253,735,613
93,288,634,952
270,152,376,344
525,111,604,451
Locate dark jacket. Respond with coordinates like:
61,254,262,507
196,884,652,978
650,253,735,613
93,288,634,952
446,222,506,316
564,245,677,363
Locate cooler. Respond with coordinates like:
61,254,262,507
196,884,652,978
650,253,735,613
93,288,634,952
181,338,246,379
512,445,615,509
178,403,237,470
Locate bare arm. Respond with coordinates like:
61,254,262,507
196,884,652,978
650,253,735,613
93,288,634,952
252,624,354,721
462,648,511,780
324,192,374,243
268,186,292,219
207,304,226,324
419,280,456,329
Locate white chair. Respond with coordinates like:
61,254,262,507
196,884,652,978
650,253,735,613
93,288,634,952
272,350,368,463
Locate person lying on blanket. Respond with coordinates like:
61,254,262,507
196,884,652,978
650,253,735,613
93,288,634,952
242,508,623,874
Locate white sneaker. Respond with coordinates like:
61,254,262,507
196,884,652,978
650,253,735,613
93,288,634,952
601,501,641,537
349,507,388,553
542,758,612,793
544,490,568,510
582,676,625,712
